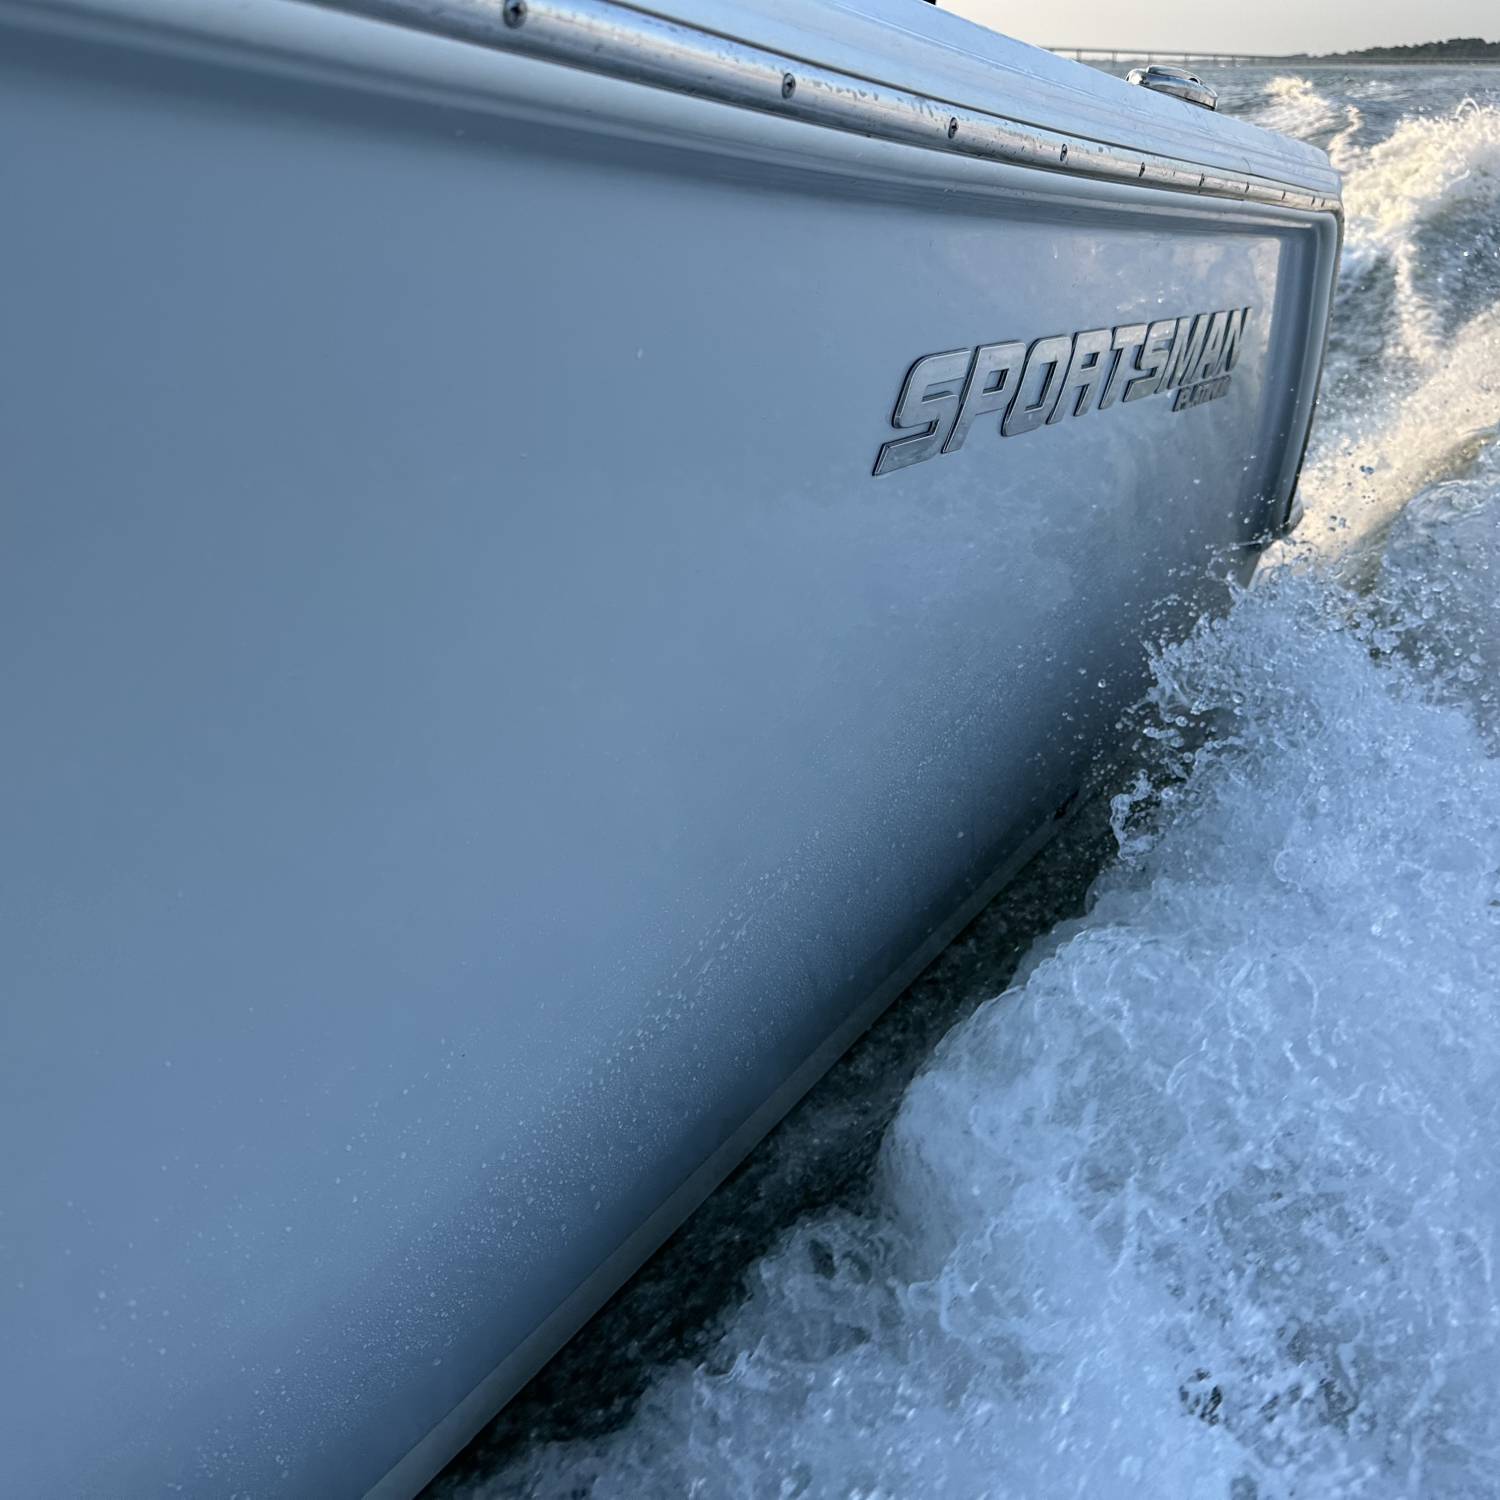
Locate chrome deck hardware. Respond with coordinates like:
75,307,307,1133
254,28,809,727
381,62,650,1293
1127,63,1218,111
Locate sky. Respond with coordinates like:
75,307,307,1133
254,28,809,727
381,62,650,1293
942,0,1497,56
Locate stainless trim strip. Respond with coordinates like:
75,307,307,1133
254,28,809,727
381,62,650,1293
309,0,1342,214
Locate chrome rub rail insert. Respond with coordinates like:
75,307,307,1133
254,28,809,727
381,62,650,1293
311,0,1342,214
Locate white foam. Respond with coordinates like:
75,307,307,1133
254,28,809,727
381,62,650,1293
1283,98,1500,558
1294,302,1500,559
1256,76,1364,161
1337,100,1500,354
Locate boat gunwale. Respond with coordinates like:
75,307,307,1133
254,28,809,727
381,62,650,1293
306,0,1344,215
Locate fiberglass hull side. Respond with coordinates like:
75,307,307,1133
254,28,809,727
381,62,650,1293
0,2,1339,1494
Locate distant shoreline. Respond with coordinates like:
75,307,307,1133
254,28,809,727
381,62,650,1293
1295,57,1499,66
1058,38,1499,68
1298,40,1499,64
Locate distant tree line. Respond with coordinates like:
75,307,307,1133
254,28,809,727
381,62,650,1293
1298,37,1500,62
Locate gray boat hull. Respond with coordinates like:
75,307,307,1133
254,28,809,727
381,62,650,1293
0,2,1339,1493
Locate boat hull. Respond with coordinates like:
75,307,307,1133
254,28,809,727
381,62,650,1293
0,2,1339,1494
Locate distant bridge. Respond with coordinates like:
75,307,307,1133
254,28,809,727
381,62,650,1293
1046,47,1293,65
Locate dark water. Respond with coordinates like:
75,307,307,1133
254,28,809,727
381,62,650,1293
436,67,1500,1499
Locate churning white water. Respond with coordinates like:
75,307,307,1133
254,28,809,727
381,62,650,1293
449,69,1500,1499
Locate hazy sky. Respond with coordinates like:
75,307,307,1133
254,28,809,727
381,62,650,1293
943,0,1497,55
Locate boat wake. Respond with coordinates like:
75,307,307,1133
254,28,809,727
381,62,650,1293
1256,75,1365,158
1294,88,1500,561
454,69,1500,1500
